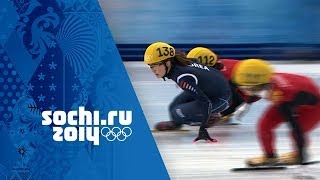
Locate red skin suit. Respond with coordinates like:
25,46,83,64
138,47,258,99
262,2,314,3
257,73,320,156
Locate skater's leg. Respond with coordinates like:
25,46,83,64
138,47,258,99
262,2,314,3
282,104,320,164
257,105,284,157
246,105,284,166
155,92,194,131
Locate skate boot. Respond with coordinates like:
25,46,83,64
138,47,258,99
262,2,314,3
154,121,182,131
246,155,278,167
278,152,300,165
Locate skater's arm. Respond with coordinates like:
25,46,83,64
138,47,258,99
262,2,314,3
177,75,212,125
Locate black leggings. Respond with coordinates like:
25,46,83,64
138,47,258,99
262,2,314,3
169,92,230,125
220,82,244,116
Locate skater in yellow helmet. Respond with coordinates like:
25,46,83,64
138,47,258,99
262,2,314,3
233,59,320,166
187,47,261,125
144,42,232,142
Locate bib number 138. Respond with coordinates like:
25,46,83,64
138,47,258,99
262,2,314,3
156,47,174,57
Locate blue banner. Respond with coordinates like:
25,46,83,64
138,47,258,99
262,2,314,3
0,0,169,179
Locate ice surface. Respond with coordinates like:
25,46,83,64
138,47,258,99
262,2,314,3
125,62,320,179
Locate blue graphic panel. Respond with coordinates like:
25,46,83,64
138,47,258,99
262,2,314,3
0,0,169,179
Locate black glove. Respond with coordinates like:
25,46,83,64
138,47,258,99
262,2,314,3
193,126,217,143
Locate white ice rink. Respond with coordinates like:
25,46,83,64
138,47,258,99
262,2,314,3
125,62,320,180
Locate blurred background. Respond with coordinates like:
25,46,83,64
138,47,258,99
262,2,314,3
100,0,320,44
98,1,320,179
100,0,320,61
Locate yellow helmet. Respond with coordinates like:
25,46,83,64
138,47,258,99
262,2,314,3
144,42,175,64
186,47,218,66
233,59,274,86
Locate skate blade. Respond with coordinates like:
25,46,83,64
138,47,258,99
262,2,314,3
231,166,287,172
232,160,320,172
275,160,320,166
302,160,320,165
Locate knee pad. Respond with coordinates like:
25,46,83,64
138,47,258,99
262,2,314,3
170,107,186,124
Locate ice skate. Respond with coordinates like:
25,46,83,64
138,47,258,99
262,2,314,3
154,121,182,131
277,152,300,165
246,155,278,167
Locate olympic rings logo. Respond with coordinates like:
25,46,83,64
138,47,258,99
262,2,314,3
100,127,132,141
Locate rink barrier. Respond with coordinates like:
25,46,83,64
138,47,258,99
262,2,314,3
116,43,320,61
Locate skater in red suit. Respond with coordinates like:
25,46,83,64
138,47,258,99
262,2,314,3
233,59,320,166
186,47,261,124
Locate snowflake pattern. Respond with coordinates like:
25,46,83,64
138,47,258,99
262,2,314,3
0,0,133,179
0,46,25,121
